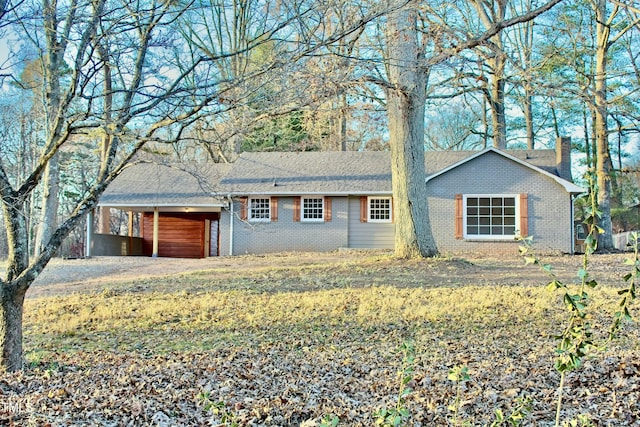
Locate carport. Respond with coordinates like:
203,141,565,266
91,162,230,258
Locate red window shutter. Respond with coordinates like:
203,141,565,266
360,196,368,222
293,197,300,222
240,197,248,221
454,194,463,240
271,197,278,222
324,197,332,222
519,193,529,237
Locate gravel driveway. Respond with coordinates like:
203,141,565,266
25,251,372,298
11,250,632,299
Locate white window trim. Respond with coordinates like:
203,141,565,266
248,197,271,223
463,194,519,240
368,196,393,223
301,196,325,223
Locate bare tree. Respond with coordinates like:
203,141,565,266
425,101,485,150
385,1,437,258
179,0,382,155
0,0,221,372
592,0,640,249
0,0,409,372
507,0,538,149
377,0,565,257
469,0,509,148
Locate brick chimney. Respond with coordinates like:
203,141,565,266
556,137,572,181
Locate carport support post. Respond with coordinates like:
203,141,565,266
127,210,134,256
152,207,159,257
128,211,134,237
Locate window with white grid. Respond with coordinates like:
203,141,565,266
464,195,518,239
368,197,392,222
248,197,271,222
302,197,324,222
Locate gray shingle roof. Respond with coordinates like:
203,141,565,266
219,149,561,195
99,148,575,208
424,149,557,175
219,151,393,194
99,162,231,209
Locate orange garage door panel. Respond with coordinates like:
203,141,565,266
142,213,205,258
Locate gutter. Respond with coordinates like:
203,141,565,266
223,191,394,197
571,194,579,254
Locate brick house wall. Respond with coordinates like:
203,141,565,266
427,151,574,255
220,197,349,255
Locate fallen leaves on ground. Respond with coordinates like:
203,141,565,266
2,252,639,426
3,340,640,426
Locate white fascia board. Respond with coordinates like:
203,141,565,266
225,191,393,197
226,191,393,197
96,203,226,213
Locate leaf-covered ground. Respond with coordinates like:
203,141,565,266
2,251,639,426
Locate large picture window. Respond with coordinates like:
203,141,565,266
368,197,392,223
248,197,271,222
464,195,518,239
302,197,324,222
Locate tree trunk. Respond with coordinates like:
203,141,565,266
34,155,60,256
524,86,534,149
0,286,27,372
472,0,507,149
2,195,29,283
386,2,437,258
521,16,535,150
482,99,489,148
489,53,507,149
34,2,65,257
340,93,348,152
97,39,113,236
594,0,614,250
2,188,33,372
582,107,592,169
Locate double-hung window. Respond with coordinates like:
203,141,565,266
294,196,331,222
464,194,518,239
368,197,392,223
248,197,271,222
301,196,324,222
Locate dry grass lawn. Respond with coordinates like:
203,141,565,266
1,251,639,426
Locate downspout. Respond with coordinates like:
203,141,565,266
570,195,576,254
85,209,93,258
228,195,234,256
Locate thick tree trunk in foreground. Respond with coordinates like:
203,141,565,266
2,194,38,371
0,287,26,372
0,197,97,371
386,3,437,258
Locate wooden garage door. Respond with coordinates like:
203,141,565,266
142,213,206,258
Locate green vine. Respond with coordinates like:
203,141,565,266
373,341,415,427
518,171,638,427
609,231,639,340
